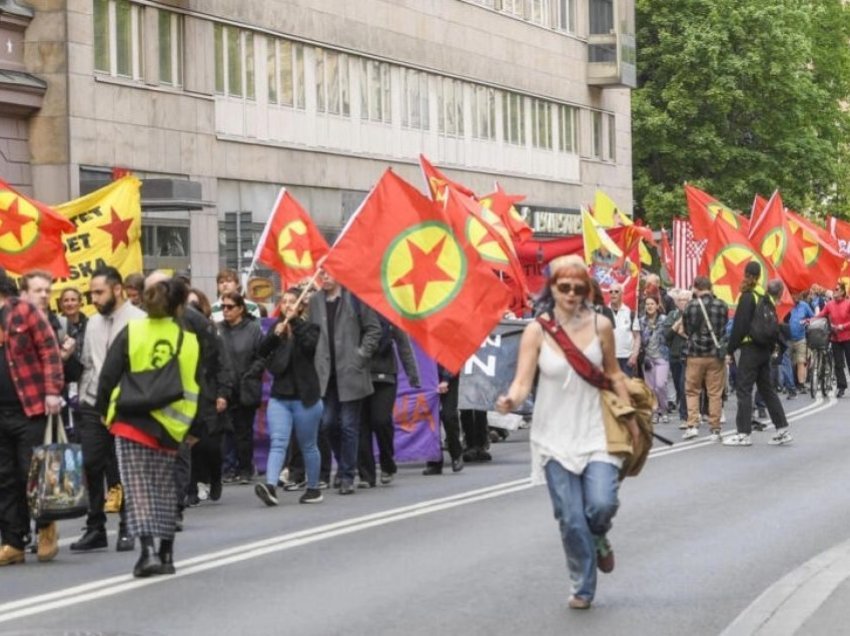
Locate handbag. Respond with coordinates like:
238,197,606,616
536,315,657,479
697,296,727,359
27,414,89,522
238,369,263,408
116,326,185,415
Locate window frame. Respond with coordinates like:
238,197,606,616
93,0,143,80
214,24,256,100
157,9,183,87
502,91,526,146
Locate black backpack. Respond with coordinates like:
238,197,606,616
749,293,779,346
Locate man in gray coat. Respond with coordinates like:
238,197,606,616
310,270,381,494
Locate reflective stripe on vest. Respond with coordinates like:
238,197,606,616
107,317,200,443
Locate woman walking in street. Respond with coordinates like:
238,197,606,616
254,288,324,506
497,255,637,610
217,291,263,484
97,277,200,577
640,295,670,424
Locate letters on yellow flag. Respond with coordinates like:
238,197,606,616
51,176,143,314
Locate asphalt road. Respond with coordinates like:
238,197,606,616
2,391,850,635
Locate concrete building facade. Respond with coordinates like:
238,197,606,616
5,0,635,295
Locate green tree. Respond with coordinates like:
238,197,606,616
633,0,850,226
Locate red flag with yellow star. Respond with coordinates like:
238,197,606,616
685,184,750,242
0,179,74,277
478,184,532,243
419,154,476,202
255,189,330,286
698,210,792,316
747,191,810,293
322,169,512,374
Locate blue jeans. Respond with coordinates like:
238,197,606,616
266,398,323,489
321,384,363,485
779,351,795,390
544,460,620,602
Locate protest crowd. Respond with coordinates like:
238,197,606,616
2,159,849,611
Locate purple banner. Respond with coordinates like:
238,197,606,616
252,320,441,472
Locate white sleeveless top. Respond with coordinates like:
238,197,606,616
530,336,623,485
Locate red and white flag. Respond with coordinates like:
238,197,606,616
672,218,705,289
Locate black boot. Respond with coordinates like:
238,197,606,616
116,524,135,552
158,539,176,575
70,527,108,552
133,536,160,578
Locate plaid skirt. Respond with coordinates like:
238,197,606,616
115,437,178,540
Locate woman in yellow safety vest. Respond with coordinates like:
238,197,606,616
97,277,200,578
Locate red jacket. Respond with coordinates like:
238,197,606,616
819,298,850,343
1,297,64,417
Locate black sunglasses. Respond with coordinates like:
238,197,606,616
555,282,588,296
221,304,237,310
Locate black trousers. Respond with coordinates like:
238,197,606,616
427,376,463,468
461,409,489,450
229,405,257,474
735,346,789,435
832,340,850,390
191,431,222,487
78,406,126,531
0,407,46,549
358,381,399,485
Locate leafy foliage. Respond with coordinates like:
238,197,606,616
633,0,850,225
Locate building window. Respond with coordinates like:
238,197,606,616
502,92,526,146
556,0,575,32
607,113,616,161
591,110,603,158
141,223,190,258
557,104,576,153
438,77,465,137
316,49,350,116
473,85,496,140
268,39,305,108
527,0,549,24
157,10,182,86
93,0,142,79
359,59,391,123
402,68,430,130
214,24,255,99
499,0,524,18
531,98,552,149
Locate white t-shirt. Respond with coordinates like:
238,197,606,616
611,304,640,358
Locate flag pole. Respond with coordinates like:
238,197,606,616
245,187,286,286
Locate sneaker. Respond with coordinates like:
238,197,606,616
254,483,279,506
299,489,324,504
682,427,699,440
787,390,797,400
660,414,670,425
594,535,615,573
316,480,329,490
838,389,846,398
768,430,793,446
651,412,660,425
678,420,689,430
239,471,253,485
222,472,240,485
752,421,768,432
104,484,123,513
709,430,722,443
757,408,768,420
380,471,394,485
283,479,307,492
357,481,375,489
723,433,752,447
196,483,210,501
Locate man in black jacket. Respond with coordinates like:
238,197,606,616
724,264,791,447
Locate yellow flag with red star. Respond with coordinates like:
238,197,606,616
51,176,142,314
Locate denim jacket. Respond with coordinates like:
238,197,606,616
640,314,670,361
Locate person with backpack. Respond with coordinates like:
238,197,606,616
357,315,420,488
724,264,791,447
816,282,850,398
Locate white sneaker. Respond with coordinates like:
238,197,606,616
768,430,793,446
709,430,722,443
683,427,699,440
723,433,752,447
660,414,670,424
197,482,210,501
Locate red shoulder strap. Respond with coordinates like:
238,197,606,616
537,315,613,391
